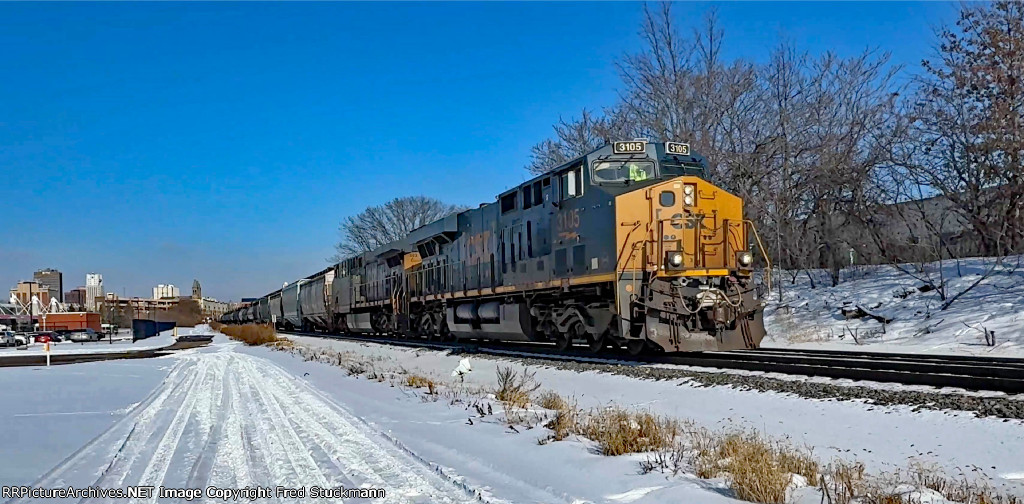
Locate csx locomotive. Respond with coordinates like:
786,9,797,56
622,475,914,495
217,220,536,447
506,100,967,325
223,140,770,353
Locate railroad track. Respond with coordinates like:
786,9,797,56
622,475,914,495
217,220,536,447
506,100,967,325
279,331,1024,394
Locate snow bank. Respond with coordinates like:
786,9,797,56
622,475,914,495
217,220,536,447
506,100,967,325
763,256,1024,356
0,325,209,359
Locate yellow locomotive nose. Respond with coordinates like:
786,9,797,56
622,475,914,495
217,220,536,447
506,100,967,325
618,175,746,277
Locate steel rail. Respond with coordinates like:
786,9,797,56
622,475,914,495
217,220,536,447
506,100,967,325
278,331,1024,394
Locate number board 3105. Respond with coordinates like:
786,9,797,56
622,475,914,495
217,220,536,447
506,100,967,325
665,142,691,155
613,141,646,154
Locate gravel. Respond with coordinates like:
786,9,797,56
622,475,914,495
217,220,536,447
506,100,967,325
456,351,1024,421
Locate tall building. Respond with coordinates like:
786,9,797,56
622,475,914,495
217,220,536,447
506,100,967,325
153,284,180,299
85,273,104,312
192,279,202,300
65,287,87,307
33,268,63,303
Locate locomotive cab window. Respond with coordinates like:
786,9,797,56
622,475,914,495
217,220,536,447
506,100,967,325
500,192,517,214
660,161,706,178
560,165,583,200
592,160,655,184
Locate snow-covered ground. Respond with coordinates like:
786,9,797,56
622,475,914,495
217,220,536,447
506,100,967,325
3,333,1022,503
281,335,1024,501
763,256,1024,356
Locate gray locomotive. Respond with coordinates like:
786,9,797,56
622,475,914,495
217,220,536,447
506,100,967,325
225,141,770,354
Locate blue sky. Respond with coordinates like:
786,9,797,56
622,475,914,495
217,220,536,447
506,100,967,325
0,1,958,302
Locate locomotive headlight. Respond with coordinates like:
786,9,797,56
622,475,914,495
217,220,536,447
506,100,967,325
669,252,683,267
683,185,695,195
738,251,754,268
683,195,695,206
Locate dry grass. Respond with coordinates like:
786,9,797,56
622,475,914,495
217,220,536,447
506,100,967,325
209,321,224,331
219,324,279,346
537,393,578,443
495,366,541,410
580,407,680,456
819,460,867,504
692,429,818,504
537,390,567,411
405,374,437,395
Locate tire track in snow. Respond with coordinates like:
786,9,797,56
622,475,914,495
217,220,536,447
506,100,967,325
9,349,491,504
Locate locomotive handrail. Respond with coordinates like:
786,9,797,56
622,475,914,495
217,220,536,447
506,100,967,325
743,219,772,297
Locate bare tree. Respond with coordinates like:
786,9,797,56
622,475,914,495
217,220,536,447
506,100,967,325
526,109,623,174
157,299,203,327
331,196,466,261
903,0,1024,257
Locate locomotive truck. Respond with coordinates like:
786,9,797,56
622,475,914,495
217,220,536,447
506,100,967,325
225,140,770,354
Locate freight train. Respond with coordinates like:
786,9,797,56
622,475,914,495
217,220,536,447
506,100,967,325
223,140,771,354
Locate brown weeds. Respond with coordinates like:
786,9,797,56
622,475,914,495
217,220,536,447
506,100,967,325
405,375,437,395
580,407,680,456
495,366,541,410
219,324,279,346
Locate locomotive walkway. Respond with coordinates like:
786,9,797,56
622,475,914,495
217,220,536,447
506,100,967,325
282,331,1024,394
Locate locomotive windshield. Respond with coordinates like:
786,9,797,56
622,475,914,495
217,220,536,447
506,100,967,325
660,161,707,178
592,160,656,183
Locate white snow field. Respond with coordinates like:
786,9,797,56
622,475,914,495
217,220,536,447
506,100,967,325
3,333,1023,504
1,340,486,504
279,335,1024,503
763,256,1024,356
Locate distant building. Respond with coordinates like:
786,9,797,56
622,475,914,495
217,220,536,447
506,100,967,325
10,281,52,312
65,286,87,307
192,280,202,300
199,297,229,319
85,273,104,312
101,293,180,319
153,284,180,299
34,268,63,303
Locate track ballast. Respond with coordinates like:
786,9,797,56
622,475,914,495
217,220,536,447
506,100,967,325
278,331,1024,394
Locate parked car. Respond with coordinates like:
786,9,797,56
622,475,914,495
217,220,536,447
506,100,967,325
0,331,15,347
31,332,55,344
13,333,29,346
68,329,99,342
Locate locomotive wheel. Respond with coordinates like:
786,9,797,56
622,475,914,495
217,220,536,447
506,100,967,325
586,328,607,354
438,320,452,342
626,339,648,356
554,332,572,352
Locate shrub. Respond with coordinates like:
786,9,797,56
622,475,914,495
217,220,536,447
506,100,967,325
406,375,437,394
581,407,679,456
539,395,578,443
693,430,819,504
495,366,541,409
537,390,567,411
219,324,279,346
819,461,867,504
209,321,224,331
